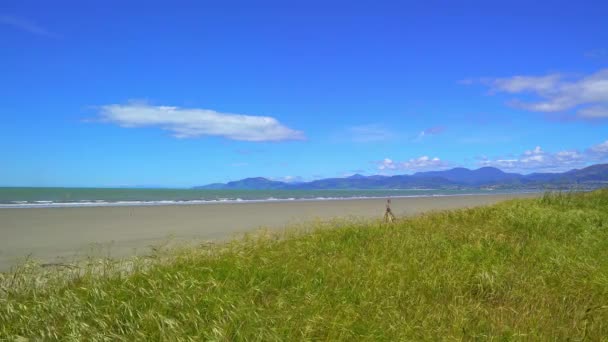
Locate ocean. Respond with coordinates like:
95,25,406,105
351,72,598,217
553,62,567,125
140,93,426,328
0,187,536,208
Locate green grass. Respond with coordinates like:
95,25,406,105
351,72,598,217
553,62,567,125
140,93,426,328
2,190,608,340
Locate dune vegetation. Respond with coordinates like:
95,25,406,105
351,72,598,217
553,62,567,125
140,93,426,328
1,190,608,340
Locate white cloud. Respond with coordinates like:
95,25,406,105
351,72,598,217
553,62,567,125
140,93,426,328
479,145,598,172
372,141,608,176
491,74,563,94
588,140,608,155
270,175,306,183
378,158,397,170
98,102,305,142
378,156,447,172
473,69,608,120
0,15,59,38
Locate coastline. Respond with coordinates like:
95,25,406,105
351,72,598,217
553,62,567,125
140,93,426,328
0,193,540,271
0,188,540,209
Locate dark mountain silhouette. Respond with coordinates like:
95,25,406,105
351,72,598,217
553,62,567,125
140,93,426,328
201,177,287,190
412,167,523,185
194,164,608,190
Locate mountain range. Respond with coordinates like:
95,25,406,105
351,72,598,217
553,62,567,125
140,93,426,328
194,164,608,190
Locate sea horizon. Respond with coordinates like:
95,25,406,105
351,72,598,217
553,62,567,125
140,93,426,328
0,187,543,209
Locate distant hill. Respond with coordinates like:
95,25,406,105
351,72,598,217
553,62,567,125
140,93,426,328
564,164,608,182
210,177,287,190
194,164,608,190
412,167,523,185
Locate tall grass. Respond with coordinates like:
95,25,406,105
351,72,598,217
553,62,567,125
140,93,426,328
1,190,608,340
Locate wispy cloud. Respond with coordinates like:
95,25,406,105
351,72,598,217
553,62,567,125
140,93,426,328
346,124,394,142
420,126,445,136
465,69,608,120
97,102,305,142
235,148,264,155
0,15,59,38
377,156,448,173
588,140,608,155
372,140,608,175
415,125,445,141
577,106,608,119
269,175,306,183
585,49,608,60
479,140,608,172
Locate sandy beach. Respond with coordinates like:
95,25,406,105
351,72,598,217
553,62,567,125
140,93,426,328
0,193,540,271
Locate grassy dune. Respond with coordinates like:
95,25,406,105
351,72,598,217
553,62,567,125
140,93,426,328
1,191,608,340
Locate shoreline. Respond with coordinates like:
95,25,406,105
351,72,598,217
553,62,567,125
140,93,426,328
0,190,542,209
0,193,540,272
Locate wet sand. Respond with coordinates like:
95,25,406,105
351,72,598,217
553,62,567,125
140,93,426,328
0,193,540,271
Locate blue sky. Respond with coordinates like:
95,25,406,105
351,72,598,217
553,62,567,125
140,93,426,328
1,0,608,187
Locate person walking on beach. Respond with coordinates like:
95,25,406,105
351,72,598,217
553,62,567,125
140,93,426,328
384,198,396,223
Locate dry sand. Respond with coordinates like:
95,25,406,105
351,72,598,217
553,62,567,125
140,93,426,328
0,193,540,271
